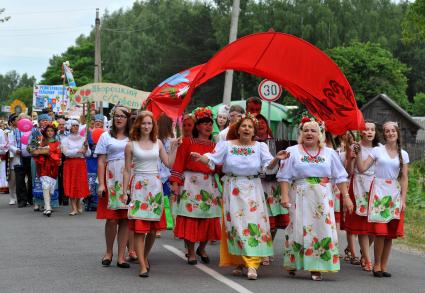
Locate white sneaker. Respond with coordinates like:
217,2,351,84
9,199,16,205
247,268,258,280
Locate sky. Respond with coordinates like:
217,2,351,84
0,0,136,81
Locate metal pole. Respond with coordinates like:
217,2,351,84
267,101,271,126
94,8,103,114
222,0,240,105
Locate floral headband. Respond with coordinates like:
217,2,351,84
383,121,398,129
193,107,213,121
110,103,130,119
242,112,259,126
299,116,325,132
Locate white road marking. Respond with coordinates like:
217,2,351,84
163,244,254,293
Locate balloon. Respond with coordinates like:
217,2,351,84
92,128,104,144
17,118,33,132
20,132,31,145
80,128,86,137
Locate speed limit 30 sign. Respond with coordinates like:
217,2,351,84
258,79,282,102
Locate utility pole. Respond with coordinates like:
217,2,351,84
222,0,240,105
94,8,103,114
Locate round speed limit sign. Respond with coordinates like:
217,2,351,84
258,79,282,102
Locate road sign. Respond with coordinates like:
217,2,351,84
258,79,282,102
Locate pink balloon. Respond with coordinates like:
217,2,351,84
80,128,86,137
17,118,33,132
20,132,31,145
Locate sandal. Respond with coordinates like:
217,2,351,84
232,265,244,276
362,260,373,272
343,248,352,262
128,251,138,262
261,257,270,266
350,256,361,265
311,272,323,281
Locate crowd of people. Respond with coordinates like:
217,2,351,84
0,97,409,281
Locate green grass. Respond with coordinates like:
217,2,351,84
395,158,425,253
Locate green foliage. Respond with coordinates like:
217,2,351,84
0,71,36,105
8,87,33,108
327,42,410,108
412,92,425,116
407,158,425,209
402,0,425,43
0,8,10,23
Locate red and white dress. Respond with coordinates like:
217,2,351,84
366,145,409,238
344,146,375,234
61,134,90,199
94,132,129,220
170,138,221,242
128,141,167,233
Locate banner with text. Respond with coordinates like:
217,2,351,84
33,85,70,113
72,83,150,109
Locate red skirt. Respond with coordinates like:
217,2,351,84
269,214,290,230
174,216,221,242
63,158,90,198
343,179,371,234
96,195,128,220
367,213,404,239
129,211,167,234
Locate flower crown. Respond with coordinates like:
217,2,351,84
193,107,213,121
299,115,325,132
110,102,130,119
242,112,259,126
40,122,58,136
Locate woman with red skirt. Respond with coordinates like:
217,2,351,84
123,111,178,277
170,108,221,265
95,106,131,268
62,119,90,215
345,121,379,271
356,121,409,277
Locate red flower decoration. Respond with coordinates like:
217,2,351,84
301,117,311,124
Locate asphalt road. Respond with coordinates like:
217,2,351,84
0,194,424,293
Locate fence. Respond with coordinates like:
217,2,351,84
405,140,425,162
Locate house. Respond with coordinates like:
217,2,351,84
361,94,423,144
412,117,425,142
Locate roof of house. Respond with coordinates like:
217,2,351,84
413,117,425,141
361,94,423,130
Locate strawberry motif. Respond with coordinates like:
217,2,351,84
313,237,319,243
385,179,392,184
141,203,148,210
329,199,334,208
359,205,366,213
329,242,334,250
195,194,202,201
333,255,339,264
226,212,231,222
232,187,240,196
267,197,274,204
203,174,209,180
289,254,295,263
261,235,268,242
305,248,313,256
212,198,218,205
374,194,379,201
249,207,257,212
135,181,142,190
303,228,307,237
186,203,193,212
237,240,244,249
108,170,114,179
243,228,250,236
325,216,332,225
389,201,394,208
394,208,400,217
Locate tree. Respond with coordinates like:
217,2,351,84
7,87,33,107
327,42,410,110
0,71,36,103
0,8,10,23
402,0,425,42
412,92,425,116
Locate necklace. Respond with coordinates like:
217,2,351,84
302,144,321,159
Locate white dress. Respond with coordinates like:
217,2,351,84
277,145,348,272
352,146,375,216
206,140,274,257
0,129,8,189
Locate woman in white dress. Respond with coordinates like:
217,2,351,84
355,121,409,277
191,114,288,280
277,117,353,281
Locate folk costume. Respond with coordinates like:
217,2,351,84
344,146,375,234
0,129,8,193
277,145,348,273
366,145,409,238
85,130,99,211
128,141,167,233
95,132,129,220
61,121,91,199
170,137,222,243
33,127,61,216
205,140,275,269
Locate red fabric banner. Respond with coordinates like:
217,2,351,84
180,32,364,135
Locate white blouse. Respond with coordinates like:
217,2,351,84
369,145,409,179
355,146,375,176
205,140,273,176
277,145,348,184
61,134,91,158
94,132,128,162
